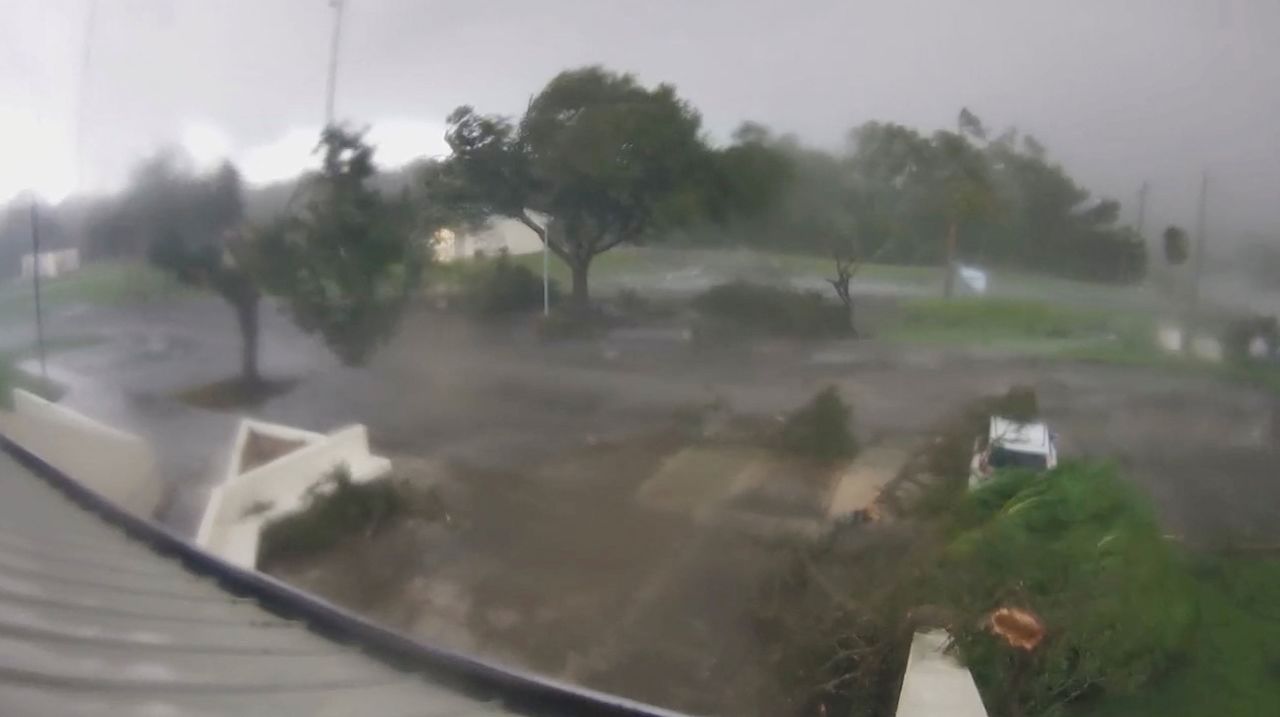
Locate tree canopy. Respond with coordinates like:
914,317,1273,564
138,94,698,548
258,125,424,366
433,66,710,307
682,109,1146,286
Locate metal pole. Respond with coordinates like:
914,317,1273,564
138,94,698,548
1189,170,1209,336
542,230,550,317
324,0,345,125
29,201,47,382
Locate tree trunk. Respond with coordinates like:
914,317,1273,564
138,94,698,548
234,296,261,387
943,220,958,298
832,276,856,336
570,258,590,311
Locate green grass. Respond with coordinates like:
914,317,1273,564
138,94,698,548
504,247,645,286
882,296,1127,344
1086,557,1280,717
1059,331,1280,395
0,262,185,325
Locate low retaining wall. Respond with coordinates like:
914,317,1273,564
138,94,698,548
0,389,161,517
895,630,989,717
197,419,391,568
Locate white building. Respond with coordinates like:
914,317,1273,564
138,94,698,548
20,248,80,279
434,218,542,262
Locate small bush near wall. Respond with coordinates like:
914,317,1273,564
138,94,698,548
777,386,858,462
258,469,443,565
692,281,849,338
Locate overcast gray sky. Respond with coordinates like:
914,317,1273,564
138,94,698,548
3,0,1278,242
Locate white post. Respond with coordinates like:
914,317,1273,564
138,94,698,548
543,231,550,316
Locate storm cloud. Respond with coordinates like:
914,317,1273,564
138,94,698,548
4,0,1278,243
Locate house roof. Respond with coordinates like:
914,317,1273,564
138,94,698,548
989,416,1051,455
0,439,687,717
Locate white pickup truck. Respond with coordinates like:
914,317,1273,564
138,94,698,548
969,416,1058,490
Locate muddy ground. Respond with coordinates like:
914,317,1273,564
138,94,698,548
16,294,1279,715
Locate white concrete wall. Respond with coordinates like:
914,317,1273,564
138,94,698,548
0,389,162,517
20,249,80,279
197,421,391,568
223,419,325,480
895,630,989,717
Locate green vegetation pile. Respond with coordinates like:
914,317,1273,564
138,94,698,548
258,470,443,566
939,464,1198,716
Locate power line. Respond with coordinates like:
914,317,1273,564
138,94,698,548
74,0,99,192
325,0,345,125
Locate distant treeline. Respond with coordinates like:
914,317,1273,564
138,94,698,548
1,98,1144,287
692,111,1147,284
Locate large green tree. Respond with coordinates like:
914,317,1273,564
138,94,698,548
259,126,424,366
435,66,709,308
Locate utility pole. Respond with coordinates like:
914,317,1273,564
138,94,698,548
1135,181,1149,237
324,0,346,125
74,0,99,191
1188,170,1210,337
29,202,47,383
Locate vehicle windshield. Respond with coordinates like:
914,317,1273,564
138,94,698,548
2,3,1277,717
989,446,1048,471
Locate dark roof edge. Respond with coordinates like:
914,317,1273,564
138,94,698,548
0,434,696,717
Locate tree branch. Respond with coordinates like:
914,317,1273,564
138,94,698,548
518,210,569,263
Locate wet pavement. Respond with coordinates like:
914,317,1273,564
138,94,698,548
4,291,1276,547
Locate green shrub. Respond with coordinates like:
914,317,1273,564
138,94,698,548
778,386,858,462
463,252,559,316
1221,314,1278,364
692,281,849,338
258,469,440,565
937,463,1198,716
535,307,613,340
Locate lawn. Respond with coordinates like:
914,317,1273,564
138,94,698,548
0,261,185,324
880,296,1137,345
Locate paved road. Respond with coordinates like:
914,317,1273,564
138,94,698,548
10,293,1277,546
